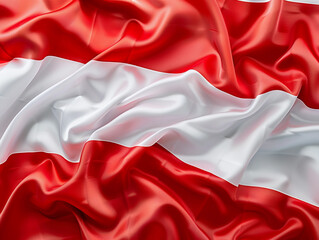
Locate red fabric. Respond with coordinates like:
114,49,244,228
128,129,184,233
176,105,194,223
0,141,318,239
1,0,319,107
2,1,319,239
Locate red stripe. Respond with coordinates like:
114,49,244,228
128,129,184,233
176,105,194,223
1,0,319,107
0,141,318,239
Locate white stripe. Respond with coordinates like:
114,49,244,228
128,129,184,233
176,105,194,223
286,0,319,4
241,100,319,206
237,0,270,3
2,57,319,207
238,0,319,4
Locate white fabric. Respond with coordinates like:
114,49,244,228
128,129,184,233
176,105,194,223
238,0,270,3
286,0,319,4
1,57,319,207
238,0,319,4
242,100,319,206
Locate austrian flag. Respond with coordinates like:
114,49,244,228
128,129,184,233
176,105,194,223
1,0,319,239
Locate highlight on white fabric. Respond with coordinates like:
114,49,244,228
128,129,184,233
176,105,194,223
238,0,319,4
2,56,319,207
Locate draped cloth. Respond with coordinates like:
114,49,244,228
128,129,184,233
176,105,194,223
1,0,319,239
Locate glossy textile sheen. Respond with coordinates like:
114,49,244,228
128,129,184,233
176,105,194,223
1,0,319,239
4,58,319,209
2,58,319,238
1,141,319,240
1,0,319,107
0,57,295,185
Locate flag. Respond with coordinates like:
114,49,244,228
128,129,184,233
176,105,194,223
1,0,319,239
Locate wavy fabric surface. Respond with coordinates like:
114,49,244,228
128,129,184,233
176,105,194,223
1,0,319,239
0,58,296,183
1,142,319,240
1,0,319,106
